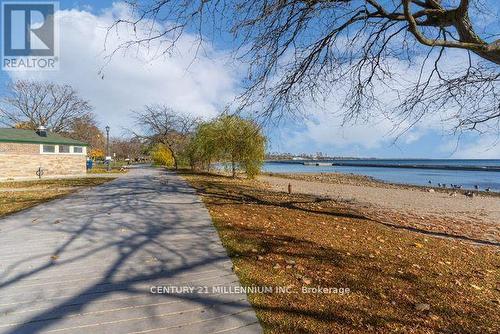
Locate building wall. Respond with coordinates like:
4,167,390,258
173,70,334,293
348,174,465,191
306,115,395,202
0,143,86,179
0,142,39,154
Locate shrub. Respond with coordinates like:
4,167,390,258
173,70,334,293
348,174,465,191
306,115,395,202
150,144,175,167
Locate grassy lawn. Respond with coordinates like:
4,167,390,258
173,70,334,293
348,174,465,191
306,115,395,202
87,166,128,174
181,171,500,334
86,160,131,174
0,177,115,217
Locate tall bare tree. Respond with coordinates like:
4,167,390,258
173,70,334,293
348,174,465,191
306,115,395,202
64,114,105,150
110,0,499,134
133,105,199,169
0,80,92,133
110,137,146,160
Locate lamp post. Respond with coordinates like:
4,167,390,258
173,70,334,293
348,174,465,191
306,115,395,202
105,125,110,171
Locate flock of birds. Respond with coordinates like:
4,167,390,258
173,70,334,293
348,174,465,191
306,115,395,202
427,180,491,193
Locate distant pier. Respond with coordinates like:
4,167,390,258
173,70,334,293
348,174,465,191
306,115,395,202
267,160,500,172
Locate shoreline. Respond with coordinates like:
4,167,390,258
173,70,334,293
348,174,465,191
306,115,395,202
263,171,500,197
259,172,500,245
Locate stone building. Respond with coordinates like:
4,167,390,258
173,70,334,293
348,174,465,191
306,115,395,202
0,127,88,180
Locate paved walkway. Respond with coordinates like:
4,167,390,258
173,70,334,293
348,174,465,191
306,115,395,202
0,167,261,333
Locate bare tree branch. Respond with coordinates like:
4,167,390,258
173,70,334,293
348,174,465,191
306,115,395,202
132,104,199,169
108,0,500,134
0,80,93,133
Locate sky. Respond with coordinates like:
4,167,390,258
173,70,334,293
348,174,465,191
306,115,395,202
0,0,499,159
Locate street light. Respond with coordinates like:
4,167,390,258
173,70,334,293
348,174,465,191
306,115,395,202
105,125,110,171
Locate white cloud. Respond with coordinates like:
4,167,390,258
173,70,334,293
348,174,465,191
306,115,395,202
278,60,429,153
8,4,240,133
442,136,500,159
271,49,490,156
297,112,395,150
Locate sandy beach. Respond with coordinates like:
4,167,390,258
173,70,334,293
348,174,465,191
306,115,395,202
259,173,500,245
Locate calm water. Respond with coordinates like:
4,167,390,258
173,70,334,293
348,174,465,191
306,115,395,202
263,159,500,192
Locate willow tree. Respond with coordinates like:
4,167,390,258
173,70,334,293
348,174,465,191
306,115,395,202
110,0,499,134
217,115,266,178
189,115,266,178
187,121,222,171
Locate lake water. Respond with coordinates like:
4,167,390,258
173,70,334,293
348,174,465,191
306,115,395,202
263,159,500,192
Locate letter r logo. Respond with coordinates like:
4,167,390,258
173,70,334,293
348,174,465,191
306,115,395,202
2,2,56,57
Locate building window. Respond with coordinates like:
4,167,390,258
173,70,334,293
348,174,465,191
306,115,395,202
59,145,70,153
42,145,56,153
73,146,83,154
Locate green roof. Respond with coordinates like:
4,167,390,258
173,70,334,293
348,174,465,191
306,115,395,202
0,128,88,146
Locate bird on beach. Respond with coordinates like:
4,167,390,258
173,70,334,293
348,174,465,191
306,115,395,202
428,180,432,184
438,183,442,187
474,185,479,190
485,188,491,192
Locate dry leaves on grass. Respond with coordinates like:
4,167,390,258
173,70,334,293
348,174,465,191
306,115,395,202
182,172,500,334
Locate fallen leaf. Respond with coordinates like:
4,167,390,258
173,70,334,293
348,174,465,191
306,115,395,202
414,303,430,312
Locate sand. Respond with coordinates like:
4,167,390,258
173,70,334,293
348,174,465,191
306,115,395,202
259,173,500,244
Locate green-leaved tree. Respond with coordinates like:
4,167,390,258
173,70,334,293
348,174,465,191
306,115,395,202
189,115,266,178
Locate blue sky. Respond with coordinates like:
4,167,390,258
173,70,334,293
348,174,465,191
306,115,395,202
0,0,499,158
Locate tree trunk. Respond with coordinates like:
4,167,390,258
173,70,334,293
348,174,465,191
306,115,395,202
172,154,178,170
163,141,178,170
